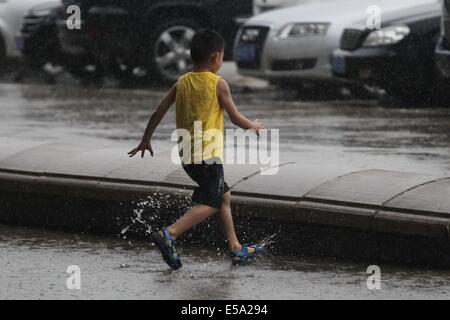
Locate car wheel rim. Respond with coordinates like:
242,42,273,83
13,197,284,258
154,25,196,81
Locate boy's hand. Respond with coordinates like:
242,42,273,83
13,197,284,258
128,142,154,158
253,119,265,135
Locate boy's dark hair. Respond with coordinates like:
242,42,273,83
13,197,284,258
190,29,225,64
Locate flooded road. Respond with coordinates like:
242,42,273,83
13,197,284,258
0,81,450,299
1,223,450,300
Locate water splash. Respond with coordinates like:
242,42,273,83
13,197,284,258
258,232,279,249
118,192,191,240
120,226,129,235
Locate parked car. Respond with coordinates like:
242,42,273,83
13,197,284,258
254,0,311,15
18,1,63,68
436,0,450,78
57,0,253,84
0,0,52,69
332,0,442,100
235,0,437,91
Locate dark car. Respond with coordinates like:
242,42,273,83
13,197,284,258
331,1,442,101
19,1,65,68
436,0,450,78
57,0,253,83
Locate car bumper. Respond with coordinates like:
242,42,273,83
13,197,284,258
58,20,94,57
238,62,332,81
435,37,450,78
21,20,58,56
4,32,21,58
235,27,336,81
14,35,24,53
58,9,133,59
331,47,402,85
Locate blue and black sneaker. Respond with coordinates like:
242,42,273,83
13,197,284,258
151,228,182,270
230,244,263,266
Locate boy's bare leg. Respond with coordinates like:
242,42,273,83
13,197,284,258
165,205,218,240
163,193,254,254
217,192,255,254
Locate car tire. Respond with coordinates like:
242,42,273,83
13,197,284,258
145,18,203,84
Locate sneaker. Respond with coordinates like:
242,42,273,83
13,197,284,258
151,229,182,270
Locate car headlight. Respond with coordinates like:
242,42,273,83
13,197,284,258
277,23,330,40
362,25,410,47
30,9,53,17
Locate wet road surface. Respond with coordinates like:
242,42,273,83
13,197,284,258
0,81,450,299
0,83,449,175
1,224,450,300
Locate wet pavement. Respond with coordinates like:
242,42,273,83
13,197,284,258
0,81,449,176
1,224,450,300
0,70,450,299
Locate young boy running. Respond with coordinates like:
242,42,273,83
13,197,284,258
128,29,264,270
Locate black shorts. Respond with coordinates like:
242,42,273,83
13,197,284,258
182,160,230,209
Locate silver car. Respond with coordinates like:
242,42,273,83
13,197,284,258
236,0,437,87
253,0,317,14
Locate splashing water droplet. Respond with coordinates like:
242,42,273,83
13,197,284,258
117,193,192,242
121,226,129,235
259,232,279,249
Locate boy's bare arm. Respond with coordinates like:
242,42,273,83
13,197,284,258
217,79,264,134
128,84,177,158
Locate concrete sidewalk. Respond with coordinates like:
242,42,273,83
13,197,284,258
0,137,449,266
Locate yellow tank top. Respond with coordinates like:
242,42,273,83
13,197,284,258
176,72,224,164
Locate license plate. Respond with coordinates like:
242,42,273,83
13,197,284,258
359,69,372,79
332,55,346,74
235,44,256,62
15,37,24,51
